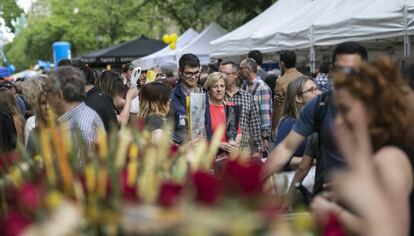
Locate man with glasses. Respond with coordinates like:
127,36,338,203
240,58,272,157
170,53,211,144
220,61,264,158
262,42,368,195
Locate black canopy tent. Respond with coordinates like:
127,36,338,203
78,36,166,67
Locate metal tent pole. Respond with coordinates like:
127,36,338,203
404,4,411,57
309,25,316,73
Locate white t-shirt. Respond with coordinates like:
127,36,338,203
130,97,140,114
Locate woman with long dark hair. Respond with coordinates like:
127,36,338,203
0,88,18,154
0,87,24,145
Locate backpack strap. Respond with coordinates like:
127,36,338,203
313,90,331,134
311,89,331,194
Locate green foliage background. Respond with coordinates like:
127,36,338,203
3,0,276,71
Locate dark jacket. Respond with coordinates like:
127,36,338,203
85,87,118,132
222,102,241,142
170,82,212,144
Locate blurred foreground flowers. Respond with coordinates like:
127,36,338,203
0,113,316,235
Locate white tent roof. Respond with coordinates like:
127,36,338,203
251,0,414,51
133,28,199,68
174,22,228,65
313,0,414,46
210,0,312,57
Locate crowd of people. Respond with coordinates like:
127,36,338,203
1,41,414,235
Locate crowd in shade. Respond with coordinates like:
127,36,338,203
1,41,414,236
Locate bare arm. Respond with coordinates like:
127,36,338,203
117,88,138,126
373,147,413,234
261,130,305,179
288,156,303,169
286,154,313,205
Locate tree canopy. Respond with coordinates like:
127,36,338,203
4,0,276,71
0,0,24,33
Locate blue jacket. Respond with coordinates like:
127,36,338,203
170,82,212,144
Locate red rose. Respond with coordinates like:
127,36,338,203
323,213,345,236
158,181,183,207
17,182,43,212
120,169,139,201
192,171,219,205
1,212,31,236
169,144,180,157
224,160,262,195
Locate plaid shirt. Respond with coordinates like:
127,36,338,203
243,78,272,134
314,73,331,92
224,89,264,153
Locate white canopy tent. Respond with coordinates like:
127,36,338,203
210,0,312,57
173,22,228,65
211,0,413,71
132,28,199,69
252,0,413,50
251,0,414,71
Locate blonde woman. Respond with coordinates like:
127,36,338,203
204,72,241,156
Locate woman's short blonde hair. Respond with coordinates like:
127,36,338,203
204,72,227,91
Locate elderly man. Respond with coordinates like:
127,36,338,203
44,66,105,149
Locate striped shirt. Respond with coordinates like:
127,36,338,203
57,102,105,149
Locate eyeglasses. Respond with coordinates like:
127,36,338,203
300,86,319,95
182,70,200,78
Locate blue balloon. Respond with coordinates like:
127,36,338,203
7,65,15,74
